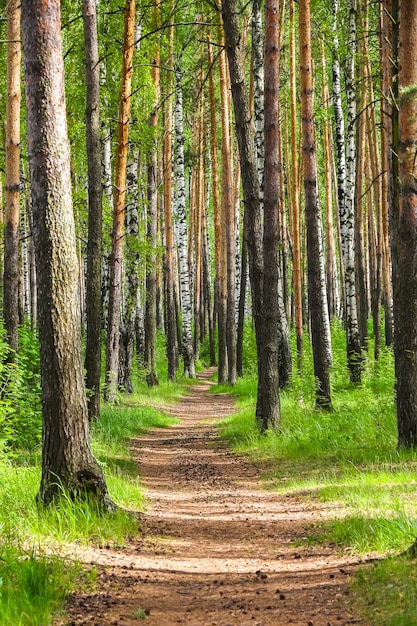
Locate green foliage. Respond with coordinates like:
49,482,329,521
0,546,89,626
352,558,417,626
0,326,42,453
217,320,417,624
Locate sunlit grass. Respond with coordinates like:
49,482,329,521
217,319,417,624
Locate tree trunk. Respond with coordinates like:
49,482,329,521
83,0,103,418
290,0,303,362
332,0,362,382
105,0,136,401
393,2,417,448
4,0,21,356
299,0,332,409
221,0,266,425
218,32,237,385
174,67,195,378
163,8,178,381
144,40,160,387
208,33,227,382
22,0,112,508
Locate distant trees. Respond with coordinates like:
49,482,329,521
3,0,417,453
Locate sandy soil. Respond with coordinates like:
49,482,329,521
62,368,365,626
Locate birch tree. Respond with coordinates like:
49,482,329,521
174,66,195,377
332,0,362,382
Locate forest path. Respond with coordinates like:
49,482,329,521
64,368,364,626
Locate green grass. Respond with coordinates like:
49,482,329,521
0,546,93,626
0,377,180,625
216,319,417,624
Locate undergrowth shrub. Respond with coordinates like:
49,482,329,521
0,325,41,453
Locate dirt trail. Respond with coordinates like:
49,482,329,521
64,368,364,626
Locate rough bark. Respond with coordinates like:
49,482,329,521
208,34,226,379
4,0,21,356
83,0,103,418
221,0,267,426
394,2,417,448
22,0,112,507
105,0,136,401
219,33,237,385
290,0,303,361
299,0,332,409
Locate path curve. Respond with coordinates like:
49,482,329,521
63,368,364,626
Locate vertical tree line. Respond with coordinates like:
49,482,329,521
2,0,417,509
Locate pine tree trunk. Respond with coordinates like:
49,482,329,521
320,38,338,322
105,0,136,401
4,0,21,356
83,0,103,418
380,0,394,347
393,1,417,448
212,31,228,383
219,33,237,385
299,0,332,409
290,0,303,361
22,0,112,508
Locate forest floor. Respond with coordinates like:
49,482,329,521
62,368,367,626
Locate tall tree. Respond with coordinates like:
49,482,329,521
163,3,178,381
290,0,303,362
299,0,332,409
393,1,417,448
218,27,237,385
258,0,281,428
174,66,195,378
22,0,112,507
4,0,21,356
332,0,362,382
222,0,279,429
144,52,160,387
105,0,136,401
83,0,103,419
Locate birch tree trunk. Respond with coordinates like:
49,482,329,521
105,0,136,401
252,0,264,195
299,0,332,409
22,0,113,507
4,0,21,356
83,0,103,418
174,66,195,378
163,7,178,381
332,0,362,382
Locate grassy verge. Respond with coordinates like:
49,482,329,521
0,378,180,625
216,320,417,625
